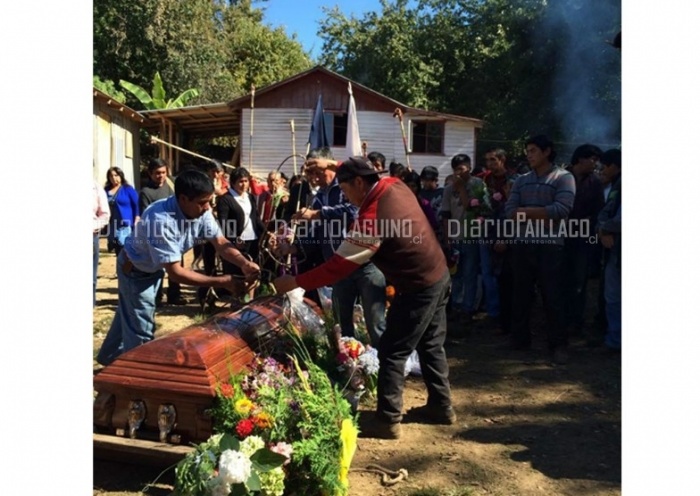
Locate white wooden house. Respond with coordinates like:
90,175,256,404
141,66,483,182
93,88,145,188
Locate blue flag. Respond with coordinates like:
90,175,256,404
308,94,329,149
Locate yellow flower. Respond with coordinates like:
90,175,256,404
234,398,255,416
338,418,358,493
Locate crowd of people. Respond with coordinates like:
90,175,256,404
92,135,622,438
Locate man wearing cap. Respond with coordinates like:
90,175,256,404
283,149,387,347
274,156,456,439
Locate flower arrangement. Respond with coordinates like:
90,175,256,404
199,348,357,496
334,335,379,408
173,433,289,496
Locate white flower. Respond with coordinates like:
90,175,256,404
240,435,265,457
206,475,231,496
218,449,252,485
358,347,380,375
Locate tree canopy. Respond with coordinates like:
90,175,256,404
318,0,621,158
93,0,312,109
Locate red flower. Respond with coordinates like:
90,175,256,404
236,418,254,438
220,383,234,398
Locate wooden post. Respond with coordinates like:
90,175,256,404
291,120,297,176
249,84,255,175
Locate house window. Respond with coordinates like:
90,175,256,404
325,113,347,147
412,121,444,154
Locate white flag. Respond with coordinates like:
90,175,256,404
345,82,362,158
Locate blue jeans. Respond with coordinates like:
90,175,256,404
332,262,387,347
479,244,500,317
93,232,100,307
604,252,621,349
451,242,479,314
96,251,164,365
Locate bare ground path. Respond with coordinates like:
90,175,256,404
93,240,621,496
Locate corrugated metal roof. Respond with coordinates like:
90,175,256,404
140,102,240,137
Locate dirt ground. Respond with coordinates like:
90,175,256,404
93,240,621,496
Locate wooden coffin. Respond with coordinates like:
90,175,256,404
93,295,322,449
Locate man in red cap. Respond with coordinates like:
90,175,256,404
273,156,456,439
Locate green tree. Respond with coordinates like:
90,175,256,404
319,0,439,109
93,76,127,103
318,0,621,154
94,0,311,107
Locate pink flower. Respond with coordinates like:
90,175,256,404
336,352,350,364
270,442,294,465
469,198,480,207
476,216,485,223
492,192,503,202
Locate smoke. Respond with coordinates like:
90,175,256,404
537,0,621,150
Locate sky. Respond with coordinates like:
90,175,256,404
259,0,418,58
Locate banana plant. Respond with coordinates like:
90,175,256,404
119,72,200,110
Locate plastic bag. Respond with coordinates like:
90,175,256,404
283,288,326,337
404,350,422,377
317,286,333,314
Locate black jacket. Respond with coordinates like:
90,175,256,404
216,190,265,242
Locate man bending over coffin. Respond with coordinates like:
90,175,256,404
273,156,456,440
97,170,260,366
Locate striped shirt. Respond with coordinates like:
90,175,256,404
504,166,576,244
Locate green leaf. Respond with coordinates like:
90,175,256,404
245,471,262,492
168,88,200,108
152,71,166,103
219,433,240,452
250,448,287,471
118,80,154,109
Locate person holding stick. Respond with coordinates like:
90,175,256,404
96,170,260,366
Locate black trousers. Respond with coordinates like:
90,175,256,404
510,244,567,351
197,242,219,302
377,269,452,423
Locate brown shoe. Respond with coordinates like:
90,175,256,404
359,414,402,439
404,404,457,425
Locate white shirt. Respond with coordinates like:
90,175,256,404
93,180,111,232
231,190,257,241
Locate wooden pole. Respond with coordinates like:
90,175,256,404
148,136,267,182
393,108,412,171
290,120,298,176
249,84,255,176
